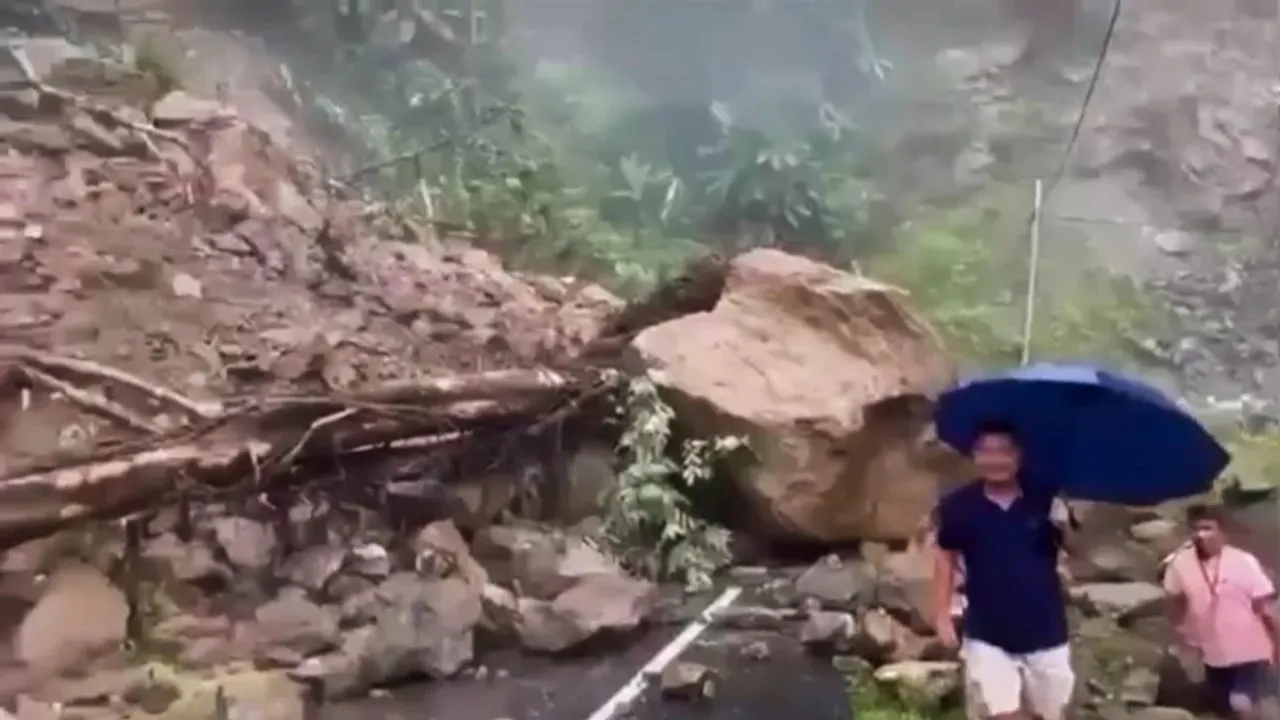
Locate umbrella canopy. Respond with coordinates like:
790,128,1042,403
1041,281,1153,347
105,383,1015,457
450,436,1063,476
934,362,1230,505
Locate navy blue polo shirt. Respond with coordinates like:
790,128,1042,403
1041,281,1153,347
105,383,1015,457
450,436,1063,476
935,482,1068,654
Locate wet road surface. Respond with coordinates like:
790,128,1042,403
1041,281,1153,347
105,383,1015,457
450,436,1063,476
317,628,849,720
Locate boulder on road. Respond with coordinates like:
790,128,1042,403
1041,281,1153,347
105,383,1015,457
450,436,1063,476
627,249,957,542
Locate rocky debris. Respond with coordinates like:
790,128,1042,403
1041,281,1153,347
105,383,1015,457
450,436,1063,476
470,524,619,600
627,249,959,543
795,554,876,609
0,50,626,544
514,572,659,653
660,661,717,701
1069,582,1165,624
798,610,856,653
15,565,128,679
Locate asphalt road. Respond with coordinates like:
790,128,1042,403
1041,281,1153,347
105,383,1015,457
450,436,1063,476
318,627,849,720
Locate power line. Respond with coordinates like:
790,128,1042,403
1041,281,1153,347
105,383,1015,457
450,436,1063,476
1042,0,1124,202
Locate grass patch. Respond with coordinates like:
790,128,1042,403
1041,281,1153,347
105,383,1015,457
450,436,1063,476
866,198,1171,370
844,661,965,720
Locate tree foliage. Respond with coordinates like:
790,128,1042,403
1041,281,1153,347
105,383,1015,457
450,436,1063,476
248,0,1166,364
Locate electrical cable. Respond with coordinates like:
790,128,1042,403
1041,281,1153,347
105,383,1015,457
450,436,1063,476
1041,0,1124,203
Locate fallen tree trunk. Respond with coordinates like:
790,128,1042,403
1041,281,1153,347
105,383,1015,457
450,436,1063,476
0,360,616,550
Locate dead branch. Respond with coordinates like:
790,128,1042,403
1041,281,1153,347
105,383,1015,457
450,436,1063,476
0,360,611,549
248,367,578,414
18,366,162,435
7,349,222,419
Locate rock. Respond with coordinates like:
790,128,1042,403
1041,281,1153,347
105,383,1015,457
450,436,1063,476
279,546,347,597
832,654,873,675
328,573,482,695
68,111,122,155
1070,582,1165,623
471,525,616,599
798,611,856,654
151,614,232,650
478,583,520,639
151,90,224,126
711,605,798,631
873,660,961,703
872,548,934,632
626,249,956,542
557,442,617,523
251,589,341,657
660,661,717,701
515,573,658,653
795,554,876,609
121,673,182,714
211,516,278,573
1129,519,1181,554
15,564,128,677
411,520,488,587
346,543,391,580
170,272,203,299
1121,666,1161,707
142,532,229,586
1150,229,1195,257
741,640,771,661
1074,543,1154,583
850,607,927,663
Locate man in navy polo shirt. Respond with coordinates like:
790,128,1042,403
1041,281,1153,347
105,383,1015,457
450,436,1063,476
932,422,1077,720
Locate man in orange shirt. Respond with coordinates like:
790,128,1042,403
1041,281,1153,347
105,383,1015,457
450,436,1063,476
1163,504,1279,720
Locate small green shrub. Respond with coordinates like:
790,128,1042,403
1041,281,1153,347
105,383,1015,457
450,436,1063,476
602,373,741,590
846,666,963,720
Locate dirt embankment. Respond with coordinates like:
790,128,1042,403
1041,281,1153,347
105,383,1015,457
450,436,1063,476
0,44,656,548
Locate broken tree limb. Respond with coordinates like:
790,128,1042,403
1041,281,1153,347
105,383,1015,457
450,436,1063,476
254,367,578,411
0,360,616,550
6,348,223,419
18,366,163,435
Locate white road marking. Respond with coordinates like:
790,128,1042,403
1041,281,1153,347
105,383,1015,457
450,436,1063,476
584,585,744,720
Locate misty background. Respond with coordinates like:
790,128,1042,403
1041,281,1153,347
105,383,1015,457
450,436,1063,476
13,0,1278,403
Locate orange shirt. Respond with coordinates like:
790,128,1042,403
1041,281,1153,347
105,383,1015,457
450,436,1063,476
1163,545,1275,667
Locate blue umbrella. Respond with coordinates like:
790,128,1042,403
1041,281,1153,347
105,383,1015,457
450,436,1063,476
933,362,1230,505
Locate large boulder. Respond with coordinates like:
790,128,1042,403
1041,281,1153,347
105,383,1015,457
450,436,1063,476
627,249,957,542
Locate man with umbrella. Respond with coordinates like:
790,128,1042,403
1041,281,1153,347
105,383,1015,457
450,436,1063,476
932,421,1078,720
931,363,1232,720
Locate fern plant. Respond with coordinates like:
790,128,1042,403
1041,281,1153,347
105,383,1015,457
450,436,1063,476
603,374,741,591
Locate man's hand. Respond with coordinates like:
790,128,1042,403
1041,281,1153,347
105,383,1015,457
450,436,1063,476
934,614,959,649
1049,497,1072,528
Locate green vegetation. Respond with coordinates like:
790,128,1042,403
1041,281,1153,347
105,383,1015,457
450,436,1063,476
869,205,1169,367
603,374,741,590
255,0,1168,369
845,663,965,720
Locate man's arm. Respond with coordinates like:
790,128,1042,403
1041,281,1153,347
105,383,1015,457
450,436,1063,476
1244,554,1278,662
1048,497,1079,556
1162,553,1189,627
931,500,963,645
1255,598,1278,663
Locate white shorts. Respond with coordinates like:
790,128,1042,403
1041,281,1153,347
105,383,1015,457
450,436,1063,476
962,639,1075,719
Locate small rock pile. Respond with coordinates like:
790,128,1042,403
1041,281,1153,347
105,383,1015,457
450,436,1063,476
0,501,660,717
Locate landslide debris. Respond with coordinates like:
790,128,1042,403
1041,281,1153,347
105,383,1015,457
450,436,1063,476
0,53,625,546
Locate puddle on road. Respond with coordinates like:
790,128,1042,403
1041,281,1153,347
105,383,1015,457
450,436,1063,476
317,628,849,720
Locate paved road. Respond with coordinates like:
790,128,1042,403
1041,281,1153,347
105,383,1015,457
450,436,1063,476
318,627,848,720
